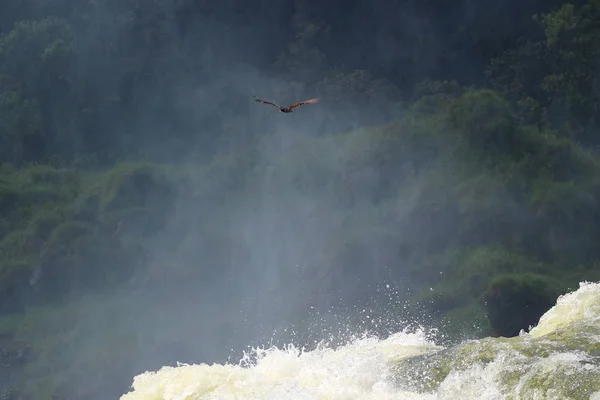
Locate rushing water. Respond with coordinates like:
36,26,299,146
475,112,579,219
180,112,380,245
120,281,600,399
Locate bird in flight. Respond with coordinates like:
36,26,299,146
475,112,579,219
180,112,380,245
254,96,319,113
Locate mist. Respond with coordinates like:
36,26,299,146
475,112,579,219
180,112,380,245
2,0,599,398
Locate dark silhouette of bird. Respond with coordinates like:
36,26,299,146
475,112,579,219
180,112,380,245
254,96,319,113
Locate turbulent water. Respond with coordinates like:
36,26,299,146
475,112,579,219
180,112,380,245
121,281,600,400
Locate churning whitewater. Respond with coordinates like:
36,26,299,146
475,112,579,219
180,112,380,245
121,281,600,400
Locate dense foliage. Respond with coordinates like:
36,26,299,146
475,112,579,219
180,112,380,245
1,0,600,398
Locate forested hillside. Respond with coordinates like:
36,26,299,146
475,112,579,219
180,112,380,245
1,0,600,398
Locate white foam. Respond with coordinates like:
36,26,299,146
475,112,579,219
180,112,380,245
529,281,600,338
121,281,600,400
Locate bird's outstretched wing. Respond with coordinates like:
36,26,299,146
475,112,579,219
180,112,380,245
254,97,282,109
288,97,319,111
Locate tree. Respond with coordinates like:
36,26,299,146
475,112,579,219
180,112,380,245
487,0,600,145
0,17,75,163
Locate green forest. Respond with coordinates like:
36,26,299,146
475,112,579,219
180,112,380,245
2,0,600,398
